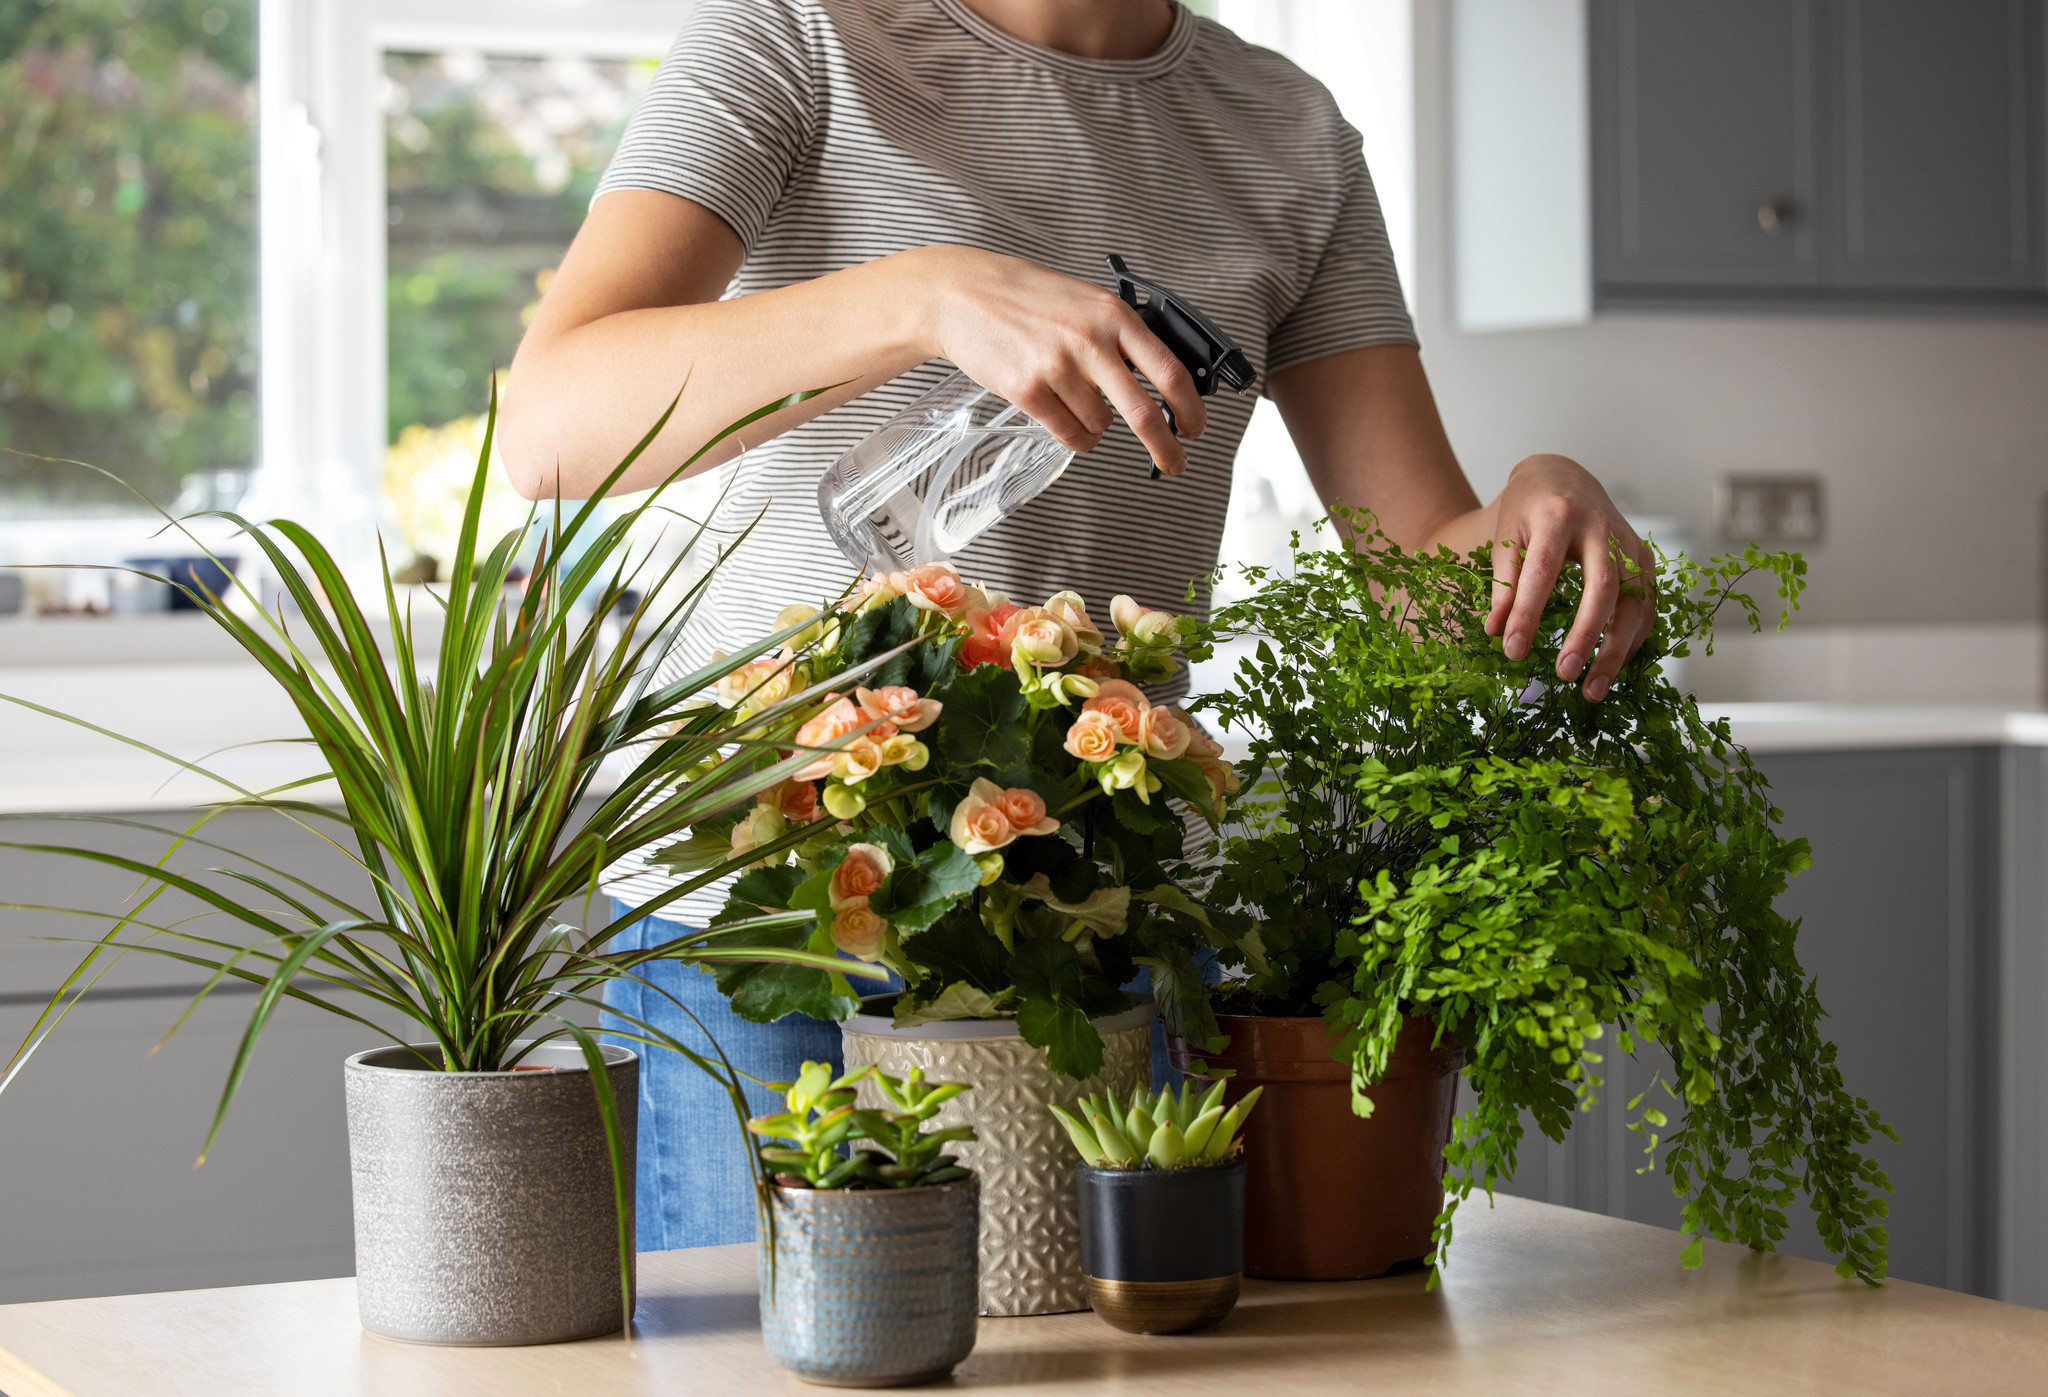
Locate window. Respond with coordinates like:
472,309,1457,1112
3,0,1421,638
380,50,653,575
0,1,258,518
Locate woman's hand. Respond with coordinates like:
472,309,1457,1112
505,204,1207,497
1270,345,1656,702
913,245,1208,475
1483,454,1655,703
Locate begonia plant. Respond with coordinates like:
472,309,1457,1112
660,567,1238,1079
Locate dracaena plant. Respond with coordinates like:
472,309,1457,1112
0,387,890,1328
1182,509,1894,1284
751,1061,976,1189
1050,1080,1260,1170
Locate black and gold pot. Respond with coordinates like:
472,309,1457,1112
1076,1158,1246,1334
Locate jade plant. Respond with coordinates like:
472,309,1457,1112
1051,1082,1261,1170
1178,509,1895,1283
751,1061,977,1189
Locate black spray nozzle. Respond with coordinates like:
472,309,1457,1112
1105,253,1253,478
1107,253,1254,396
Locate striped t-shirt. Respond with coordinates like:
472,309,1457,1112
597,0,1415,913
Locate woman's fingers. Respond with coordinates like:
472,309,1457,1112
1583,544,1657,700
1486,534,1522,638
1117,323,1208,444
1038,362,1116,451
1557,533,1620,683
1088,343,1190,475
1010,380,1096,453
1497,512,1570,661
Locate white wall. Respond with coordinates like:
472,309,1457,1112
1412,0,2048,632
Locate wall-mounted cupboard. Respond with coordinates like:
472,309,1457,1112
1452,0,2048,328
1591,0,2046,305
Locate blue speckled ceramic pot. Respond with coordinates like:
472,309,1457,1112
759,1177,981,1388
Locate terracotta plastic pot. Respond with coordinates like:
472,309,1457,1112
1167,1014,1459,1281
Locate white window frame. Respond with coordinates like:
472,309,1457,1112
254,0,691,570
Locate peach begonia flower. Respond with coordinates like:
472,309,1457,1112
1042,590,1105,654
1000,607,1080,669
1110,594,1182,646
730,805,786,863
949,782,1013,855
948,776,1040,855
856,684,941,735
1192,753,1242,801
903,563,974,617
790,695,866,781
846,571,908,613
830,843,892,909
832,902,888,958
878,734,931,771
961,601,1023,669
761,778,820,824
1063,710,1122,764
713,653,796,712
832,735,886,785
994,786,1059,838
1180,725,1241,800
1081,678,1149,744
1138,704,1193,761
1075,654,1123,681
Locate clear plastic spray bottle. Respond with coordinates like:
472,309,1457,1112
817,254,1253,571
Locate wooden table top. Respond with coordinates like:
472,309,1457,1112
2,1194,2044,1396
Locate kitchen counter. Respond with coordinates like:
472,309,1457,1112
2,1194,2045,1397
5,652,2044,814
1698,702,2048,751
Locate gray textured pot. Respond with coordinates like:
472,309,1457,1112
344,1041,637,1346
760,1178,981,1387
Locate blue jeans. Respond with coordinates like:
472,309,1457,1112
600,903,1196,1249
600,901,847,1250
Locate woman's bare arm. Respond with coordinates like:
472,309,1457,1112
501,190,1208,499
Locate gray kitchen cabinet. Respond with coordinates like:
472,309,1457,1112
0,805,607,1304
1592,0,2047,304
1494,744,2046,1304
1592,0,1824,290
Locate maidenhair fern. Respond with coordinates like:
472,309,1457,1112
1184,511,1892,1284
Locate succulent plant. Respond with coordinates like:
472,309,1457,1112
1050,1081,1261,1170
750,1061,977,1189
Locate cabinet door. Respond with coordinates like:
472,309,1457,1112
1593,0,1823,290
1826,0,2044,291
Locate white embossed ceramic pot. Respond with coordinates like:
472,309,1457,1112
838,996,1153,1316
344,1041,636,1345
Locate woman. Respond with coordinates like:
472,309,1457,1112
504,0,1654,1249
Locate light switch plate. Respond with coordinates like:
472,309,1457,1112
1716,475,1824,544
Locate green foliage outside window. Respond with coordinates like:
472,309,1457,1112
383,52,650,443
0,0,256,512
